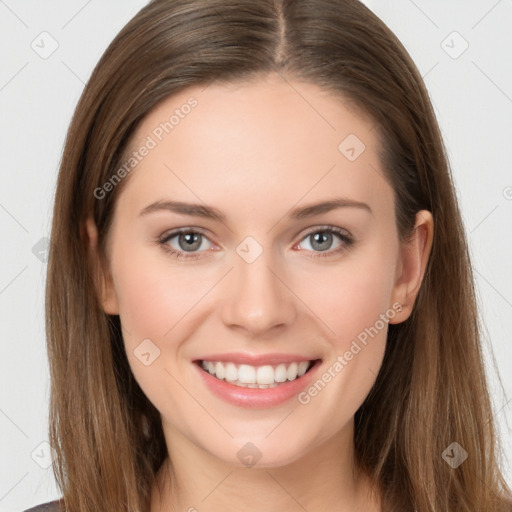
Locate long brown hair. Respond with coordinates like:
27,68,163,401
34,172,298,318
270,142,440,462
46,0,512,510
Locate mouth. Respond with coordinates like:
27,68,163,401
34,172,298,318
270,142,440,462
192,352,323,408
194,359,319,389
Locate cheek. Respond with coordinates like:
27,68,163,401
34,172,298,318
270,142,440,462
290,242,396,414
112,249,211,342
292,306,389,438
109,244,219,399
298,245,397,344
111,251,210,413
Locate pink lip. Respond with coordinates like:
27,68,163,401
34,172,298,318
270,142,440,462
194,352,317,366
192,358,322,409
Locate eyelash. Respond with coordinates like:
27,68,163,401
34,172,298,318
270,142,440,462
157,225,354,261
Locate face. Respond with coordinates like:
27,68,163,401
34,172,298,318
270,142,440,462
88,73,431,468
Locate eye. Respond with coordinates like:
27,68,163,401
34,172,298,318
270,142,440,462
157,225,354,261
158,228,214,260
295,226,354,259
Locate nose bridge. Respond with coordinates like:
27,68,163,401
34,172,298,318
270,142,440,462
220,236,296,334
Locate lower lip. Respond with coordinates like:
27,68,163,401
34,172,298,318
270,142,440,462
193,360,322,408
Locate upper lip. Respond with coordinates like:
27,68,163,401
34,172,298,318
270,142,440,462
194,353,320,366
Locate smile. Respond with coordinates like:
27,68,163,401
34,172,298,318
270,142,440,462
193,355,323,408
199,360,314,388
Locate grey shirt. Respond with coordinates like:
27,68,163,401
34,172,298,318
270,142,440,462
23,500,61,512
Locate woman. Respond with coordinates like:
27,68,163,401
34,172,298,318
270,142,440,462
25,0,512,511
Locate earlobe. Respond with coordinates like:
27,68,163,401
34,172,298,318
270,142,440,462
84,217,120,315
389,210,434,324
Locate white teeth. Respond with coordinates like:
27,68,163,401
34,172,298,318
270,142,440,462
238,364,256,384
274,364,288,382
287,362,298,381
225,362,238,381
298,361,309,377
215,362,225,380
256,365,275,385
199,359,314,387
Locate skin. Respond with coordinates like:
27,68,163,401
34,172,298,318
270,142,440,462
86,73,433,512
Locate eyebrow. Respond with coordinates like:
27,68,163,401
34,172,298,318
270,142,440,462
139,197,372,222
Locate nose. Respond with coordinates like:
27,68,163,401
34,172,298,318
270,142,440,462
220,248,297,336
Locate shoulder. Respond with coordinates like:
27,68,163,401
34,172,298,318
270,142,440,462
23,499,62,512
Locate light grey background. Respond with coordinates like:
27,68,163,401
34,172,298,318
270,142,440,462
0,1,511,510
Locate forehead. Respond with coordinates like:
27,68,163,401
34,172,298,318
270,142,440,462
115,75,391,222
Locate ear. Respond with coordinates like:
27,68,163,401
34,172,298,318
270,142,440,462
83,217,119,315
389,210,434,324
